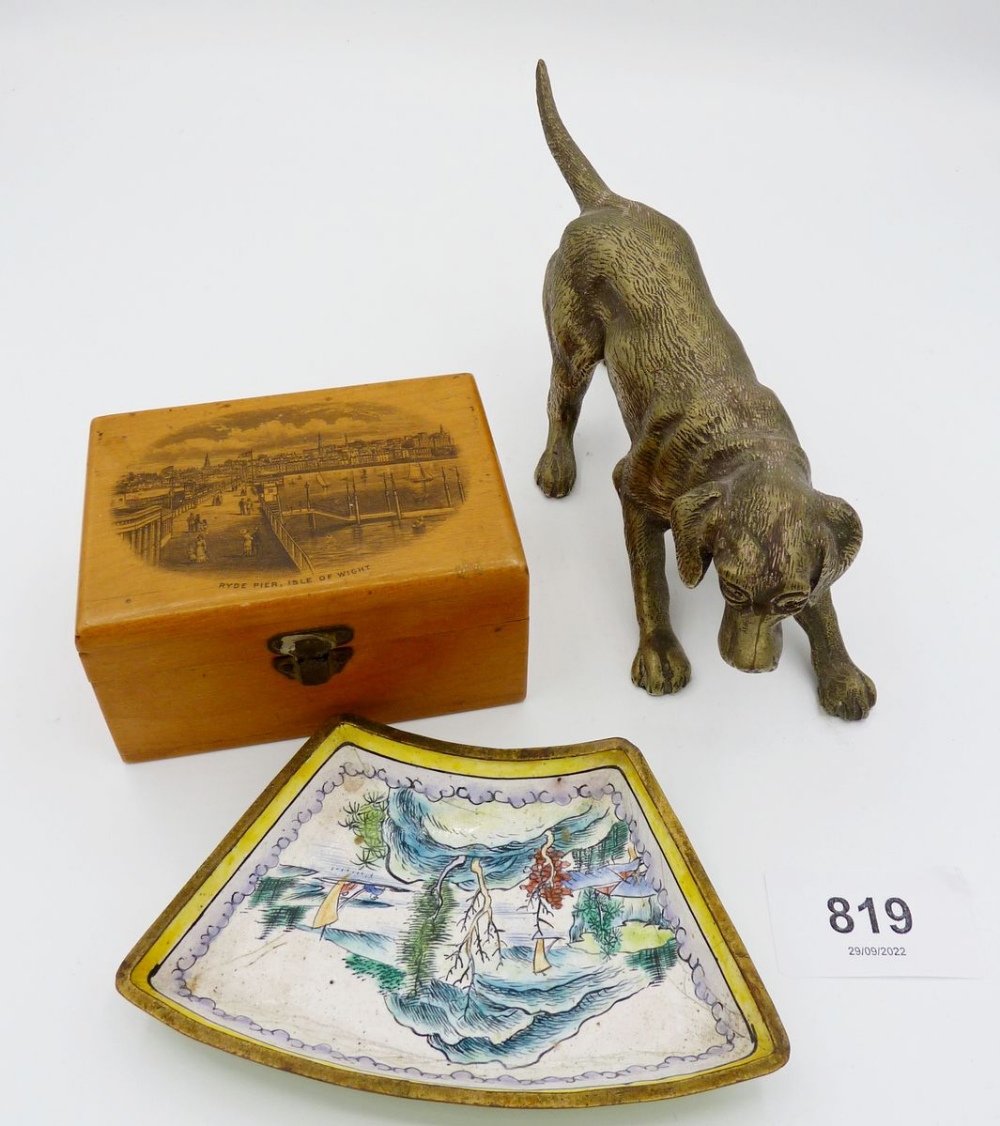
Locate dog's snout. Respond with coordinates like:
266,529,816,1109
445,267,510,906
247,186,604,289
718,606,783,673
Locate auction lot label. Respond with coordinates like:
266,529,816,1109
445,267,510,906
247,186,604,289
765,868,982,978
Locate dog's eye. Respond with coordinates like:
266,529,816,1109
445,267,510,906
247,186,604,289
774,592,809,615
719,580,750,606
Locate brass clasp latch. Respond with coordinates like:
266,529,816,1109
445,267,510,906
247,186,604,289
267,626,354,686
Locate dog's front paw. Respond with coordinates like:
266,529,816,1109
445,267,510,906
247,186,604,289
535,446,576,498
632,632,691,696
817,663,877,721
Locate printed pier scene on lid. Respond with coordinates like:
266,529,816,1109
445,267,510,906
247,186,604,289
118,721,788,1107
111,397,467,577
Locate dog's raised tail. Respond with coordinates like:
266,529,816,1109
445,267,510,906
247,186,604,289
536,60,614,211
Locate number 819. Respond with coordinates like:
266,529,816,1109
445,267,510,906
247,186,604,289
828,896,912,935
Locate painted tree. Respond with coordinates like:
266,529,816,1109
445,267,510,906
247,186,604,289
248,868,325,937
572,818,629,869
340,791,389,868
399,876,457,993
445,857,503,987
575,887,623,956
521,830,574,973
383,789,611,990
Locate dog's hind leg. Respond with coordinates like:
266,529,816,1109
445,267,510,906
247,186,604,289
615,460,692,695
535,309,602,498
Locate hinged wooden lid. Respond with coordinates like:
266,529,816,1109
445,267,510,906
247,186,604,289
77,374,526,645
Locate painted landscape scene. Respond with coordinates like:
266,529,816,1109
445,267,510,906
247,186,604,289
152,742,757,1094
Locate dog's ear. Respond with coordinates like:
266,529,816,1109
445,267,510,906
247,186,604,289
670,484,723,587
818,492,863,588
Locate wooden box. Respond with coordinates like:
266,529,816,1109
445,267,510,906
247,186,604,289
76,374,528,762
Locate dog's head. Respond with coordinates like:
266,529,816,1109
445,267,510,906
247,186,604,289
670,470,862,672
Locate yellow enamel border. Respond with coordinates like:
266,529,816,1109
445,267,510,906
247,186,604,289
118,717,788,1107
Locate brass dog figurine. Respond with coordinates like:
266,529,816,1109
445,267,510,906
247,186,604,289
534,61,876,720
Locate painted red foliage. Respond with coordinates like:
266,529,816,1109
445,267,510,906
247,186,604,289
522,847,573,910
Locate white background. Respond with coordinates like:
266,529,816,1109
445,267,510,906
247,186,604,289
3,2,998,1122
